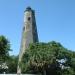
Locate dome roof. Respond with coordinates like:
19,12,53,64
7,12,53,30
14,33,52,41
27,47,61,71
25,6,32,11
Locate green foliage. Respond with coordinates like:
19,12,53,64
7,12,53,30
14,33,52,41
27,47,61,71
0,35,11,73
7,55,18,73
22,41,75,75
0,35,18,74
0,35,11,62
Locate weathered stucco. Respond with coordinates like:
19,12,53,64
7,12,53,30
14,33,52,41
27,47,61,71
17,7,38,74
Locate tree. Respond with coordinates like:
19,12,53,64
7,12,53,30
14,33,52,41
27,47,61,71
0,35,18,74
7,55,18,73
0,35,10,61
0,35,11,73
22,41,75,75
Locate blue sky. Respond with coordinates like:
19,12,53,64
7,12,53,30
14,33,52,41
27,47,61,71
0,0,75,55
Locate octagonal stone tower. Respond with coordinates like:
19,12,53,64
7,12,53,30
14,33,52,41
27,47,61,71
17,7,39,73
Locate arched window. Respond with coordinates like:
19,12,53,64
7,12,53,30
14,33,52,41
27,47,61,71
23,27,25,31
28,17,31,21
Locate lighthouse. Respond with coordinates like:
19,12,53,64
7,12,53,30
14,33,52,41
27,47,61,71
17,7,39,73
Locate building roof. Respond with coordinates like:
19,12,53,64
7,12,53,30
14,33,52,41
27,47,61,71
25,6,32,11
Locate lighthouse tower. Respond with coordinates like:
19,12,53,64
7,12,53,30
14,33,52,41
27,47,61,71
17,7,38,73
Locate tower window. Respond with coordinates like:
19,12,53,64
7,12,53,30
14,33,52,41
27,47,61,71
28,17,31,21
23,27,25,31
